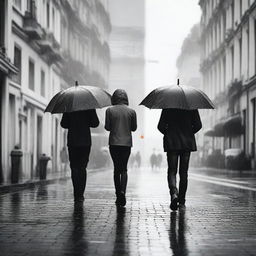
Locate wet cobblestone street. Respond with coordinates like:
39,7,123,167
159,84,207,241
0,167,256,256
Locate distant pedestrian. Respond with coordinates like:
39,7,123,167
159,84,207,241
105,89,137,207
60,146,68,173
150,150,157,170
61,110,99,203
158,109,202,210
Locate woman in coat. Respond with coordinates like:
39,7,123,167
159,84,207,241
105,89,137,206
158,109,202,210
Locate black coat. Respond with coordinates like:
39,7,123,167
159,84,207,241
61,110,99,147
157,109,202,152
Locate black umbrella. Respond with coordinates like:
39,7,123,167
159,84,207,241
45,82,111,113
140,80,214,110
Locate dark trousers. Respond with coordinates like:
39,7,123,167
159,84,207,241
167,151,190,204
68,146,90,199
109,146,131,195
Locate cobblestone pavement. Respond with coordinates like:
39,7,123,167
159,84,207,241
0,167,256,256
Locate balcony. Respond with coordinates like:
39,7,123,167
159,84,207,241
23,1,44,40
37,33,63,64
228,79,242,99
0,46,18,75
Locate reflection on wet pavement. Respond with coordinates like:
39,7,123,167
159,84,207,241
0,167,256,255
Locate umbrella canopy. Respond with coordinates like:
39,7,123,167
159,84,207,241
140,83,214,110
45,84,111,113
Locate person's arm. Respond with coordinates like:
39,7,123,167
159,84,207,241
192,110,202,134
89,109,100,128
131,111,137,132
157,110,167,134
104,108,111,131
60,113,69,129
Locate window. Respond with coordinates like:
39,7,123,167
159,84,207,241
13,45,22,84
240,0,243,18
52,8,55,33
231,2,234,29
231,45,234,80
14,0,22,10
47,2,50,28
40,69,45,97
28,58,35,91
255,19,256,75
239,37,242,78
246,27,249,78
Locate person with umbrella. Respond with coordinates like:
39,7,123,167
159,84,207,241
140,80,214,210
105,89,137,207
45,82,111,203
157,108,202,210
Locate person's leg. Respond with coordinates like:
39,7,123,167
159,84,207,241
119,147,131,194
68,146,90,201
167,152,179,210
167,152,179,196
109,146,121,199
77,146,90,199
178,152,191,205
68,147,80,200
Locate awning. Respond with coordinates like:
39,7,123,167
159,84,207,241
213,121,226,137
204,114,244,138
224,114,244,136
204,128,215,137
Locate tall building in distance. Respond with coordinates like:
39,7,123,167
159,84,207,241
199,0,256,169
176,24,201,88
108,0,146,152
0,0,111,184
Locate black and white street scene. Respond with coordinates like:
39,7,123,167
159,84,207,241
1,0,256,255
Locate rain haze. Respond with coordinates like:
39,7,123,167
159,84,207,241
1,0,256,255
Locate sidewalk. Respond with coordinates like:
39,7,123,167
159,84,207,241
0,167,106,194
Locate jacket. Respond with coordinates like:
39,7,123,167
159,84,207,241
157,109,202,152
60,109,99,147
105,89,137,147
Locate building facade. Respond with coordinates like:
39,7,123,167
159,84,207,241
176,24,201,88
199,0,256,169
0,0,111,184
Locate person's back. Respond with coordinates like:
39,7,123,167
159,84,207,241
61,109,99,147
105,105,136,146
158,109,202,152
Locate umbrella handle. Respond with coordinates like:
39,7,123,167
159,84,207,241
75,81,79,86
177,79,179,85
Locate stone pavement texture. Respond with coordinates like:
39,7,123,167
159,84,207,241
0,167,256,256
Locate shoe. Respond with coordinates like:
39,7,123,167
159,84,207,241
119,192,126,207
115,196,120,206
170,194,178,211
179,203,186,210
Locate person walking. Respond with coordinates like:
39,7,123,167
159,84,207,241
61,110,99,202
105,89,137,207
157,109,202,210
